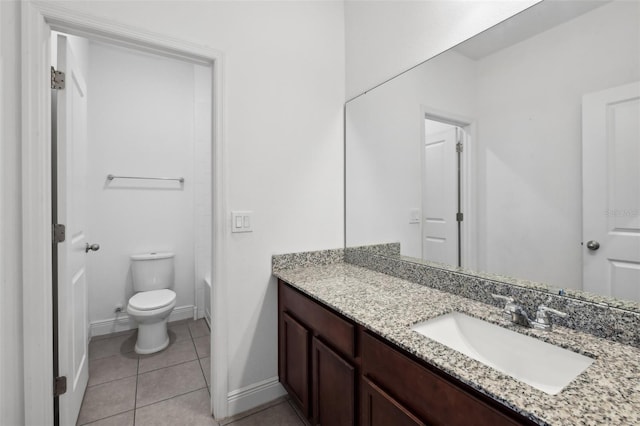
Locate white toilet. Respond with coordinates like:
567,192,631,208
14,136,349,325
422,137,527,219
127,252,177,354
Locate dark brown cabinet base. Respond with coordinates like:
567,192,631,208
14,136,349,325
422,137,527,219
312,337,355,425
278,279,535,426
281,312,310,417
279,280,356,426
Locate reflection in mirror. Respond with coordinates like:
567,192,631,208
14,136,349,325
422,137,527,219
345,0,640,306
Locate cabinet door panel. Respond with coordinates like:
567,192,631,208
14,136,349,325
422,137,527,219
361,377,427,426
282,312,310,416
312,337,355,426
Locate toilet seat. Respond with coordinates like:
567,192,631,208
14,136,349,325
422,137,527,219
129,289,176,311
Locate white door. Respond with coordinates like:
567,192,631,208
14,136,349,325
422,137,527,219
56,34,90,425
422,125,459,265
583,82,640,301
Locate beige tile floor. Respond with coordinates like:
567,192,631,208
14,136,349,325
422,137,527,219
78,319,305,426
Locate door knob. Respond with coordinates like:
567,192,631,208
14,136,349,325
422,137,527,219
586,240,600,251
85,243,100,253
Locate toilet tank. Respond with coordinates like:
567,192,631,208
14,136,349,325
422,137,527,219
131,252,175,292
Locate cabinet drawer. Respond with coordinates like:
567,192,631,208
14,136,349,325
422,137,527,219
280,280,355,358
361,331,525,426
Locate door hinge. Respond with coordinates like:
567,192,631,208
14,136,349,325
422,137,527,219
456,212,464,222
456,142,463,153
54,376,67,397
51,66,65,90
53,224,66,243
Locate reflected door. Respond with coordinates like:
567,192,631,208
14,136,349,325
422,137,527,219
582,82,640,301
422,124,459,265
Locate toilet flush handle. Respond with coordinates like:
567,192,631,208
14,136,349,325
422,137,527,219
85,243,100,253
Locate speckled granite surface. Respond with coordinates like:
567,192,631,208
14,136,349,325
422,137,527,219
272,248,344,272
274,262,640,426
346,249,640,348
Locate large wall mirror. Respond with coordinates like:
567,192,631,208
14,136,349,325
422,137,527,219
345,0,640,308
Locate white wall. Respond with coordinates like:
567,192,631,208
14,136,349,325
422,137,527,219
475,1,640,288
345,0,539,99
346,50,476,257
86,41,197,331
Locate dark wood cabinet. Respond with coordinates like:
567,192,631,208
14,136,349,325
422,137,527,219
278,280,357,425
281,312,310,416
312,337,356,426
278,279,535,426
361,377,426,426
361,331,529,426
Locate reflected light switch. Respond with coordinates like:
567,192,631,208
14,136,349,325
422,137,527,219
410,208,421,224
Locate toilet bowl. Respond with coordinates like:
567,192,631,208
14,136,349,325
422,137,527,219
127,252,176,354
127,289,176,354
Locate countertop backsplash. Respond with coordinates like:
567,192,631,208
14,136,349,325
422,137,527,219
274,245,640,349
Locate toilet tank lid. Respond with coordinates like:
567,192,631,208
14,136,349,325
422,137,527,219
131,252,174,261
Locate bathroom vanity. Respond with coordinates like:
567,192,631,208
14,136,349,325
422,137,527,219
278,279,533,425
274,258,640,426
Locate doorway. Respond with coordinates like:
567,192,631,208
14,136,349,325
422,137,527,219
421,113,474,268
22,3,227,425
51,31,213,425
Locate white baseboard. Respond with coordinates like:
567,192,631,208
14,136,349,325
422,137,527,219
89,305,195,338
227,377,286,417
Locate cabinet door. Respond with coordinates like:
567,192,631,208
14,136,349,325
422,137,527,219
312,337,355,426
282,312,310,416
361,377,427,426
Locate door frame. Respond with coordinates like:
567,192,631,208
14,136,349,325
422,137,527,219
21,1,229,423
420,106,477,270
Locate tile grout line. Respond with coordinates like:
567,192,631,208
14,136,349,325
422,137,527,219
82,321,210,425
138,352,200,375
79,409,135,426
133,352,139,425
221,399,291,426
135,386,209,411
87,342,197,389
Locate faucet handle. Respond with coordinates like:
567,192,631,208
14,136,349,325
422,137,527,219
533,305,567,330
491,294,516,319
491,294,514,304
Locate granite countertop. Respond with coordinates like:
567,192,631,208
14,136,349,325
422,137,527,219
274,262,640,426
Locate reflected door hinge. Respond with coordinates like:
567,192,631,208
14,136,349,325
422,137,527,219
54,376,67,397
456,212,464,222
53,224,66,243
51,66,65,90
456,142,463,153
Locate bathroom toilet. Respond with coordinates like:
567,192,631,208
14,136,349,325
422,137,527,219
127,252,177,354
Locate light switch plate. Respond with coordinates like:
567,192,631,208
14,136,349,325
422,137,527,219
231,211,253,233
409,208,421,224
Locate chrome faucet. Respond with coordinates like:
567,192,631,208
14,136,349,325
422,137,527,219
532,305,568,330
492,294,532,327
491,294,567,331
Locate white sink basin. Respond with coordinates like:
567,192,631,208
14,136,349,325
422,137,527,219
411,312,594,395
